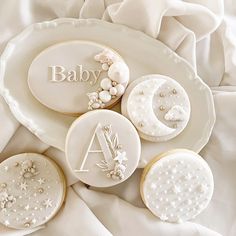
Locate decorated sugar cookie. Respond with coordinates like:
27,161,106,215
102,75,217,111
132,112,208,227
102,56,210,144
0,153,66,229
66,110,141,187
140,149,214,223
28,41,129,114
121,74,191,142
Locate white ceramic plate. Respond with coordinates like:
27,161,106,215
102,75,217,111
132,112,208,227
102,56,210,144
0,18,215,167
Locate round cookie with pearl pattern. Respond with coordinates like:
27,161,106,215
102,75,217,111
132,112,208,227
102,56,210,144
0,153,66,229
140,149,214,223
121,74,191,142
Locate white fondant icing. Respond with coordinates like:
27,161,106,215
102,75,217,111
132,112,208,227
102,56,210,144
122,74,191,142
28,41,129,114
0,153,65,229
126,78,175,137
142,150,214,223
109,87,117,96
66,110,141,187
74,122,127,180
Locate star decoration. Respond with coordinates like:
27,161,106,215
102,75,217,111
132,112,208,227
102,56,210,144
38,178,45,185
19,182,28,191
4,166,9,172
114,151,127,164
43,198,53,208
24,204,30,211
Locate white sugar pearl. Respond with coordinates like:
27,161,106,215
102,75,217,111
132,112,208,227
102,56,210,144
109,87,117,96
99,91,112,103
100,78,112,90
91,103,101,109
94,54,100,61
102,63,109,71
115,84,125,96
108,62,129,83
151,183,157,190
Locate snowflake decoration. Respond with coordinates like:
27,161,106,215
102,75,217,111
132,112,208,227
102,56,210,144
19,181,28,191
43,198,53,208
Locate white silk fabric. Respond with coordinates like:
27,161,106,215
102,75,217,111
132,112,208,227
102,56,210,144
0,0,236,235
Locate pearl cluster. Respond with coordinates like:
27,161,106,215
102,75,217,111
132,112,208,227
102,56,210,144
0,154,65,229
142,152,214,223
87,50,129,110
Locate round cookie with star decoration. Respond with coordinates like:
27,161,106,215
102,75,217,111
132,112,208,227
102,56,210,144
121,74,191,142
0,153,66,229
66,109,141,187
140,149,214,223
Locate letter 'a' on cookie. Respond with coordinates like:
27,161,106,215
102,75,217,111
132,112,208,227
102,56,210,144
140,149,214,223
65,110,141,187
0,153,66,229
28,40,130,115
121,74,191,142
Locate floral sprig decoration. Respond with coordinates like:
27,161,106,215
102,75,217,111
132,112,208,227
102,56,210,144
96,125,127,180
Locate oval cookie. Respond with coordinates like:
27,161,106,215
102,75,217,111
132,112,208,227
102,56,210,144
0,153,66,229
66,110,141,187
140,149,214,223
28,40,129,115
121,74,191,142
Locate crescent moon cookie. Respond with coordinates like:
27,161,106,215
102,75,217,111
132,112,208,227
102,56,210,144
65,110,141,187
121,74,191,142
0,153,66,229
28,40,129,115
140,149,214,223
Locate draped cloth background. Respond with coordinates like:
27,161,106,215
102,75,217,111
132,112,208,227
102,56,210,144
0,0,236,235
